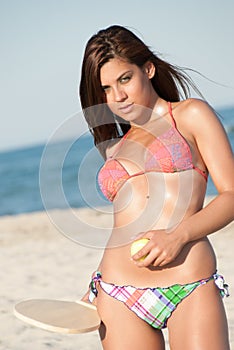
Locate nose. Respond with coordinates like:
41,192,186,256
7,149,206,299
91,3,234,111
113,86,127,102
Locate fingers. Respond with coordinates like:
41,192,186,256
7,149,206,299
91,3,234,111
147,251,170,267
81,291,91,303
132,243,159,266
132,243,173,267
131,229,178,267
134,249,166,267
131,240,151,261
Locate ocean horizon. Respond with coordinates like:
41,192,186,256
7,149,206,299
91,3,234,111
0,105,233,217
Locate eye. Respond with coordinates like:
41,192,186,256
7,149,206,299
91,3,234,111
102,85,110,92
120,75,131,84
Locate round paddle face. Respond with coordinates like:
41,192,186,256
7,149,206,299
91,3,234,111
14,299,101,334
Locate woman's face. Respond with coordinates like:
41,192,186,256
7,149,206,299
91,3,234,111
100,57,157,124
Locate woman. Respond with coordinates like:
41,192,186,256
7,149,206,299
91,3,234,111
80,25,233,349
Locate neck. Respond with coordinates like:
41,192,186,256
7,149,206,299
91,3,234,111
130,96,168,128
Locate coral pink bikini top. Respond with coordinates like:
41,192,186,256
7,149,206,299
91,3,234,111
98,102,207,201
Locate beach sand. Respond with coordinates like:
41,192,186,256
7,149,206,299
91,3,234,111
0,196,233,349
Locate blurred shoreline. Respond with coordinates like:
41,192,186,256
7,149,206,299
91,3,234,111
1,105,233,217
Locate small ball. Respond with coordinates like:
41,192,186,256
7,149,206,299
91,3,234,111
130,238,149,261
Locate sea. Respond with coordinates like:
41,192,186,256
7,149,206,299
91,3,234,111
0,106,233,217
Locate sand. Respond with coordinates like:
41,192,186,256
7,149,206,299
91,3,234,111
0,196,233,349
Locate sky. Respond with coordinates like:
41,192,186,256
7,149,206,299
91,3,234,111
0,0,234,151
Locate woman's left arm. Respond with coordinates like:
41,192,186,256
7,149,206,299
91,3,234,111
177,100,234,240
133,100,234,267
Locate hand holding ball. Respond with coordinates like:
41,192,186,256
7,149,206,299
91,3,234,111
130,238,149,261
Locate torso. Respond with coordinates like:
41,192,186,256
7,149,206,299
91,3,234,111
98,101,217,287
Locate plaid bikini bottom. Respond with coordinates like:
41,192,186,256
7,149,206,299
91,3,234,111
89,271,229,329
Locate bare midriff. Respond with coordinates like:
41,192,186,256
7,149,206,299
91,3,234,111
99,170,216,287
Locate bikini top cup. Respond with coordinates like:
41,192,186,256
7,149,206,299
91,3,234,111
98,102,207,202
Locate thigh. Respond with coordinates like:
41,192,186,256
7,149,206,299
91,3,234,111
167,280,230,350
96,287,165,350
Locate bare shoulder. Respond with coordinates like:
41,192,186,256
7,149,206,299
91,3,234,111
172,98,224,137
173,98,217,119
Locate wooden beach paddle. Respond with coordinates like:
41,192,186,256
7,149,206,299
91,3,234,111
14,299,101,334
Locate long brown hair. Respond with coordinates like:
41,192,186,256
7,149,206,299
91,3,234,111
79,25,201,158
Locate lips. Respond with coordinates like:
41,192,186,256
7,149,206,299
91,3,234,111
118,103,133,114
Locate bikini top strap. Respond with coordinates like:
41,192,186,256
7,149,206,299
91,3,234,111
168,102,176,128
